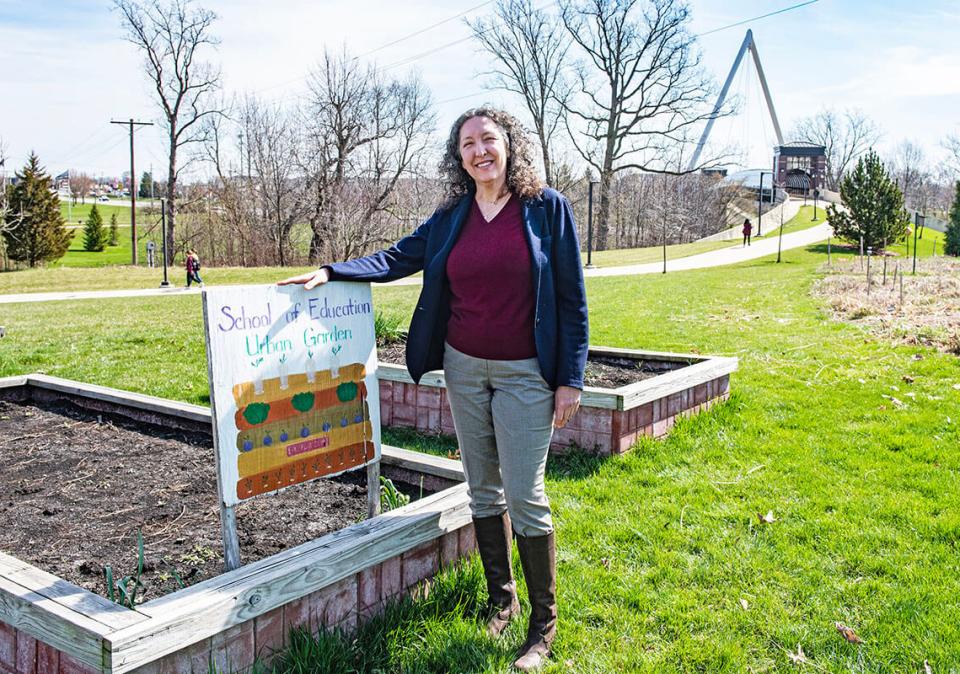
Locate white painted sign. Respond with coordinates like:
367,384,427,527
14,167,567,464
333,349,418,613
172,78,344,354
202,283,380,507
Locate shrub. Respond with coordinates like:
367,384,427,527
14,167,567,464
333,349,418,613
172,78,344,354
827,149,909,250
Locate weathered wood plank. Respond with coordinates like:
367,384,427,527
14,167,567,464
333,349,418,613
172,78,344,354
366,459,381,518
0,575,107,671
618,357,738,410
376,363,446,387
0,552,148,631
587,345,705,364
380,445,465,481
106,484,472,672
0,375,28,390
24,374,210,424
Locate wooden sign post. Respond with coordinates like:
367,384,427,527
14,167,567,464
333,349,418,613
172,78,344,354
202,283,381,570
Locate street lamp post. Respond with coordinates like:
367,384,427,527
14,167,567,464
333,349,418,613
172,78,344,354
160,198,170,287
585,179,597,268
757,171,772,236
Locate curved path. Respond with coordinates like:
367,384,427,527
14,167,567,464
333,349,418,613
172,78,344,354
0,223,832,304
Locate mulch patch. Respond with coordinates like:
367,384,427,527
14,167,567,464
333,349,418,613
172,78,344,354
377,342,683,388
0,398,371,604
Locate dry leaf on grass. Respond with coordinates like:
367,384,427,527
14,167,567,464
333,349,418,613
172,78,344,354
834,621,864,644
902,375,915,383
758,511,776,524
881,394,906,408
787,644,808,664
447,448,461,460
739,598,749,610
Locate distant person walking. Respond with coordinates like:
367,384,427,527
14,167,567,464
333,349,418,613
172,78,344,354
185,249,204,287
742,218,753,247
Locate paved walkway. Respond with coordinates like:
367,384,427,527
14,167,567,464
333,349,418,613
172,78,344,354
0,223,832,304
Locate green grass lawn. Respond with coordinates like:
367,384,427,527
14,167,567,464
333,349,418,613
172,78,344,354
0,265,324,294
582,204,829,268
1,241,958,671
53,223,161,268
583,239,736,267
60,201,155,227
755,204,828,239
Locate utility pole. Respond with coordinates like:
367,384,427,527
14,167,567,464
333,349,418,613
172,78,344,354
585,179,597,268
111,118,153,265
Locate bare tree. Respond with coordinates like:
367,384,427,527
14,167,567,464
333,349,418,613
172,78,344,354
203,105,260,265
791,108,880,192
114,0,223,262
944,133,960,178
0,138,14,268
560,0,721,250
68,172,95,204
241,97,308,266
887,140,929,213
469,0,570,186
299,50,435,262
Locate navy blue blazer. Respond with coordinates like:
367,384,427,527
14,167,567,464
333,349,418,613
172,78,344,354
326,187,589,390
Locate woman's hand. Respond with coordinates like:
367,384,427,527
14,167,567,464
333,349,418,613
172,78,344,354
277,267,330,290
553,385,581,429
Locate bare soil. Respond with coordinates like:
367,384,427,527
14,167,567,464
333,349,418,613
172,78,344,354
814,256,960,355
377,342,683,388
0,398,372,604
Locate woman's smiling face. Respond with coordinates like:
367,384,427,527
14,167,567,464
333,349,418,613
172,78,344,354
459,116,509,190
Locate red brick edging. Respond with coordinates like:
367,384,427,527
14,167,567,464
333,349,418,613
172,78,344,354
0,525,477,674
379,375,731,456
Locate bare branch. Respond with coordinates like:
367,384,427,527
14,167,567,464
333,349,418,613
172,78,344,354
114,0,223,260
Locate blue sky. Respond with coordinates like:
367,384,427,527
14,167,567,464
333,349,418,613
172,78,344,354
2,0,958,180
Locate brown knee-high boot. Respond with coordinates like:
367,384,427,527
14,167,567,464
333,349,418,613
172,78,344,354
513,531,557,672
473,512,521,637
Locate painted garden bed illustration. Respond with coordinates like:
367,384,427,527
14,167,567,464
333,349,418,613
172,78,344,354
0,374,473,673
377,345,738,455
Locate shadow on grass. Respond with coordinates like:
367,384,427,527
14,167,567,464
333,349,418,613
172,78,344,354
260,560,519,674
806,242,857,255
546,445,606,481
382,426,459,458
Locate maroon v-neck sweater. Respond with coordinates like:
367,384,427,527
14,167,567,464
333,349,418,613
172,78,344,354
445,194,537,360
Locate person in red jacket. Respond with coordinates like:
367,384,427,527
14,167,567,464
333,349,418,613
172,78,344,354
280,107,589,672
185,249,203,287
742,218,753,247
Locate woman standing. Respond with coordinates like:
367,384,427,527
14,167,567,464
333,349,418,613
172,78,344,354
280,107,588,671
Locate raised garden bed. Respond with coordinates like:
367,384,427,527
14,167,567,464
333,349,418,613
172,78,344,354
377,345,738,455
0,374,473,673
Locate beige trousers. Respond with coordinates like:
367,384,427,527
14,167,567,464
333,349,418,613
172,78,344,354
443,342,555,537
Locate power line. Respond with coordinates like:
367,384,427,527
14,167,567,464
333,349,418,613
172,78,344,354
354,0,494,60
253,0,498,97
697,0,820,37
111,118,154,265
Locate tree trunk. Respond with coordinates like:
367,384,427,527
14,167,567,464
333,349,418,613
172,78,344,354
596,169,613,251
166,128,177,265
539,129,553,187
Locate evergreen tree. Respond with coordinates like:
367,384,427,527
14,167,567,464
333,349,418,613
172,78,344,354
2,154,72,267
944,181,960,257
826,149,909,250
83,203,107,251
138,171,153,199
109,211,120,246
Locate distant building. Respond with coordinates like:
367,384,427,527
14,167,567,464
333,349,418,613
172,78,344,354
774,142,826,195
723,169,777,200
